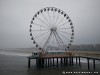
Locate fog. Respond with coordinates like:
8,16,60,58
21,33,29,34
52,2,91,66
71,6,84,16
0,0,100,48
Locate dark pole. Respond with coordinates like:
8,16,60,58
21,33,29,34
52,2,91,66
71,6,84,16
64,58,65,65
39,58,41,67
93,59,95,69
42,58,44,67
69,57,71,66
79,57,81,66
76,57,77,64
66,57,68,65
36,59,38,67
53,58,54,66
65,58,66,64
45,59,47,67
87,58,90,69
49,58,51,66
48,58,49,67
72,57,73,66
61,58,62,66
28,58,30,68
57,58,58,67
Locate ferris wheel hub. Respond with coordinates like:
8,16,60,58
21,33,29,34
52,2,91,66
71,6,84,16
29,7,74,51
50,26,57,31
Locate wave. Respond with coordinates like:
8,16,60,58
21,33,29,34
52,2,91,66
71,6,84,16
0,51,31,56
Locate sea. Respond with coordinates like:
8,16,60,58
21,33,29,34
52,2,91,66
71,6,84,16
0,49,100,75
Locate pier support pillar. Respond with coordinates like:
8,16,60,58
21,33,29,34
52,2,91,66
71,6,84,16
38,58,42,67
66,57,68,65
76,57,77,64
48,59,49,67
93,59,95,69
72,57,73,66
64,58,65,65
61,58,62,66
41,59,44,67
36,59,38,67
45,59,47,67
79,57,81,66
87,58,90,69
28,59,30,68
57,58,58,67
53,58,54,66
69,57,72,66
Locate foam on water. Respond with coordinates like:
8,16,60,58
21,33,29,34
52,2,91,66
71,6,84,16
73,58,100,64
0,51,31,56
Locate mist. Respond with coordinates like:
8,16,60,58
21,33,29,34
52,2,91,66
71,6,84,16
0,0,100,48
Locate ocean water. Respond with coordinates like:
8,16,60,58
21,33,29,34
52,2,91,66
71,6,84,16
0,50,31,56
0,50,100,64
0,50,100,75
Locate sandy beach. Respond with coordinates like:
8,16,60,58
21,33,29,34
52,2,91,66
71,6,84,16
0,53,100,75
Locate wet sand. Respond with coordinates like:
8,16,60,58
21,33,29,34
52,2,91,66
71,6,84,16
0,54,100,75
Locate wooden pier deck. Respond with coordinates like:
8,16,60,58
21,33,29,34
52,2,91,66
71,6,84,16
27,51,100,69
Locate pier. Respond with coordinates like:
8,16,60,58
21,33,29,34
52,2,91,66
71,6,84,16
27,51,100,69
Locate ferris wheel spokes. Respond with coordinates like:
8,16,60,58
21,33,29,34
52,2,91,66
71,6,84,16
57,22,68,28
57,30,71,42
53,31,65,50
41,13,51,27
57,27,71,30
32,23,48,28
36,17,50,28
53,10,55,26
54,12,60,27
29,7,74,51
57,29,72,35
47,11,53,26
34,31,50,39
56,17,65,27
43,31,53,51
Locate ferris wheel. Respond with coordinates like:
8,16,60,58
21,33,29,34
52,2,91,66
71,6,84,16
29,7,74,51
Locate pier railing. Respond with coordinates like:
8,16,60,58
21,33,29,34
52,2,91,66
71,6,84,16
31,51,100,58
39,52,75,58
69,51,100,58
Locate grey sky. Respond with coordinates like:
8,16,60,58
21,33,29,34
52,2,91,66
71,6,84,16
0,0,100,48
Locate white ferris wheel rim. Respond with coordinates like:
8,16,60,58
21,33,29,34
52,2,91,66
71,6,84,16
29,7,74,51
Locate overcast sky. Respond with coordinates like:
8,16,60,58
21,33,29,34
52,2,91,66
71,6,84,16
0,0,100,48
